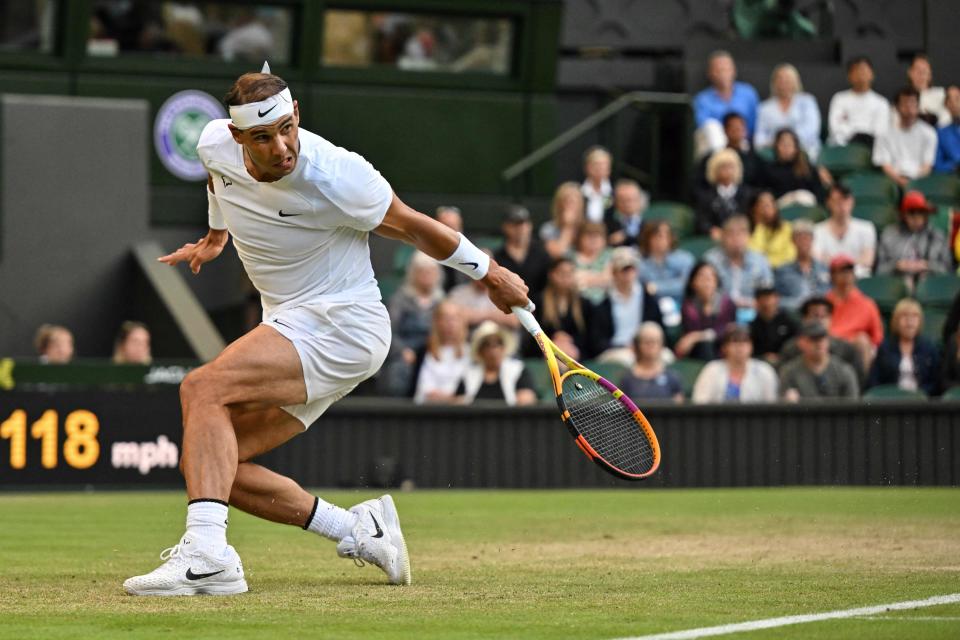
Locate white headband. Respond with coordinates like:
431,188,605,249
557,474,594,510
229,87,294,130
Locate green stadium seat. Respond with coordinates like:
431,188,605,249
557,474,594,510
844,172,898,205
819,144,872,177
668,358,705,398
646,201,695,239
476,235,503,252
907,175,960,207
852,203,898,231
931,206,954,236
856,275,907,314
523,358,553,401
915,274,960,308
756,146,775,163
677,235,716,259
863,384,927,400
941,386,960,401
581,360,627,387
392,243,415,275
377,273,403,303
921,307,948,344
780,204,827,222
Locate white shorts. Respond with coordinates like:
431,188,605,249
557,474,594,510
263,300,391,428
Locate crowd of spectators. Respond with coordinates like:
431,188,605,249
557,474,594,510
32,321,153,365
381,47,960,406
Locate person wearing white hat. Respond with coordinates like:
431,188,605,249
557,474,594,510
125,63,529,596
454,320,537,406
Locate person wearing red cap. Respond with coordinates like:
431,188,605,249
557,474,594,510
826,255,884,369
876,190,952,290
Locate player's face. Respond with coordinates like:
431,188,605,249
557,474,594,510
236,101,301,180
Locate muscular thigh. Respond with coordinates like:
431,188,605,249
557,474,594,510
230,405,304,462
192,324,307,409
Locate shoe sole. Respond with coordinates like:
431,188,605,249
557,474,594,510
380,494,412,586
124,579,249,597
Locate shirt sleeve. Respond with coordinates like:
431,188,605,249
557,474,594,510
326,151,393,232
872,132,893,167
922,126,938,167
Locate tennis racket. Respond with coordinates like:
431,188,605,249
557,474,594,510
512,304,661,480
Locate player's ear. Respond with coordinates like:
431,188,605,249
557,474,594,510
292,100,300,124
228,123,243,144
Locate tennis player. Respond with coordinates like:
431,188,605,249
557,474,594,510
123,66,529,596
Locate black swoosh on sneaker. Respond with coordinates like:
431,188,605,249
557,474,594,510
458,261,479,270
370,513,384,538
258,104,277,118
186,568,224,580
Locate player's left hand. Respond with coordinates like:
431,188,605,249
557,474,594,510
481,260,529,314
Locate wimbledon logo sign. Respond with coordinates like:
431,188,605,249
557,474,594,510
154,90,226,181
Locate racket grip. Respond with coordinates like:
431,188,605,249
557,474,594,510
511,302,542,337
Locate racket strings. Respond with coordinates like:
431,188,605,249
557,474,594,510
562,375,655,475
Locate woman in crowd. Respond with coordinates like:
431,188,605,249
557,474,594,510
571,221,613,304
540,181,585,258
747,189,795,268
763,128,827,206
674,261,736,360
692,324,779,403
112,321,152,365
455,321,538,406
754,63,822,160
34,324,74,364
636,220,695,307
529,256,591,359
867,298,941,396
618,322,684,402
381,251,445,396
695,148,750,237
581,145,613,223
413,301,471,404
904,53,949,127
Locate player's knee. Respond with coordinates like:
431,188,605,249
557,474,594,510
179,366,219,407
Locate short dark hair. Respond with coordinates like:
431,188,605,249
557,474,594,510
800,296,834,317
828,182,853,199
722,112,746,128
224,73,288,107
846,56,873,72
683,261,719,300
894,85,921,105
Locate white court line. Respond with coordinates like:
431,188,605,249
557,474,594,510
614,593,960,640
856,615,960,622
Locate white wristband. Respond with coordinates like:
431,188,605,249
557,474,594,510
438,233,490,280
208,188,227,230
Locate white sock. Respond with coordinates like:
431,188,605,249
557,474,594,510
303,497,357,541
186,499,229,554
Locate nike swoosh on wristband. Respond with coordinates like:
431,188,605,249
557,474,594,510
458,261,479,270
370,514,384,538
258,104,277,118
186,568,224,580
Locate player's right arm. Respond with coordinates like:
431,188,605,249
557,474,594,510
157,174,229,274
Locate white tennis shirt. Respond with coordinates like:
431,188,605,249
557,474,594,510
197,119,393,316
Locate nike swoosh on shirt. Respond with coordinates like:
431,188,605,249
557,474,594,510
278,210,302,217
258,104,277,118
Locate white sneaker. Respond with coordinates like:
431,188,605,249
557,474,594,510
123,532,248,596
336,494,411,585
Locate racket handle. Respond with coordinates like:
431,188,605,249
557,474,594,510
511,302,542,338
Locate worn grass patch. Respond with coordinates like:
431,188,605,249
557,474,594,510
0,488,958,639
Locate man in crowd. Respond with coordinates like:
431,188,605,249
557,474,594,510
934,85,960,174
493,204,551,296
873,87,938,188
693,51,760,157
749,286,797,365
696,112,766,190
705,215,773,321
826,255,884,369
605,179,648,247
827,57,890,147
778,296,865,385
876,190,952,290
774,218,830,311
813,184,876,278
780,320,860,401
